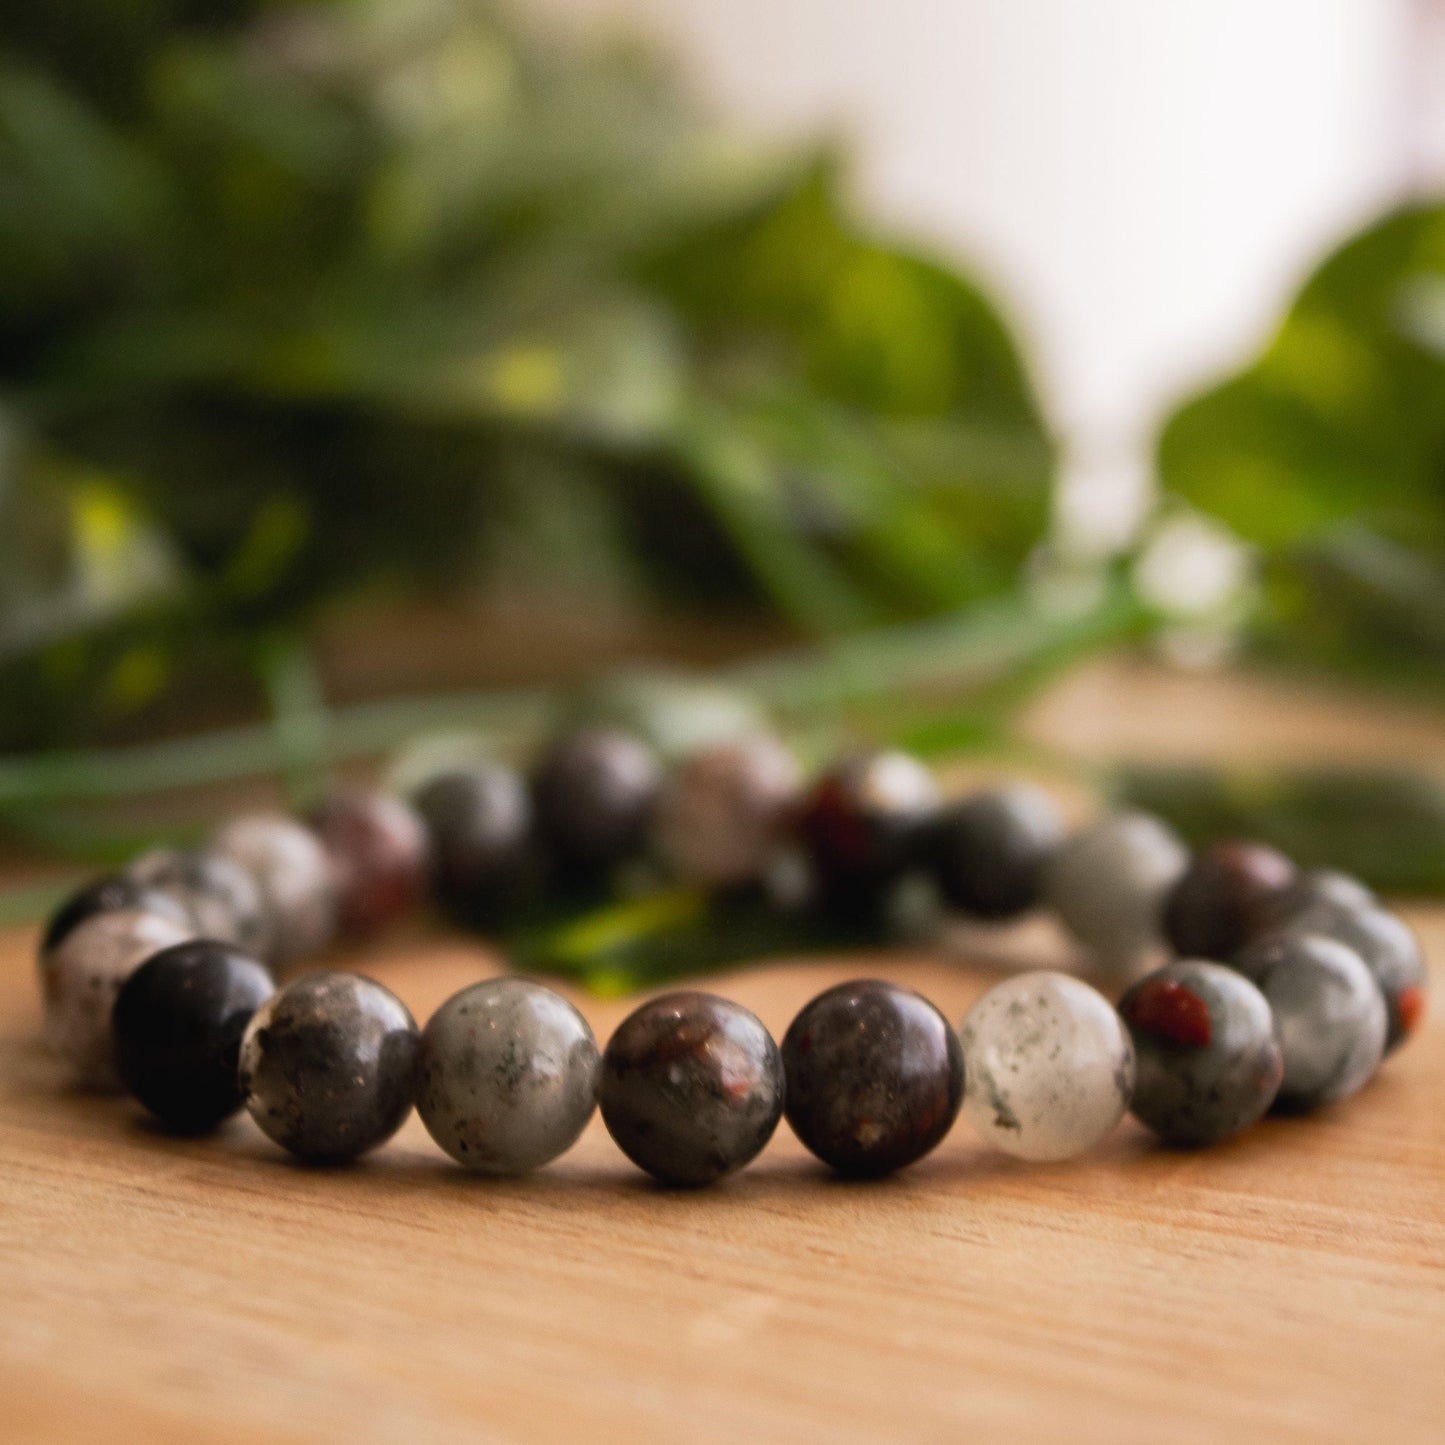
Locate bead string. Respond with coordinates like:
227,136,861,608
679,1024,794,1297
37,730,1428,1184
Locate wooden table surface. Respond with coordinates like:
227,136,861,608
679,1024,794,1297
2,664,1444,1444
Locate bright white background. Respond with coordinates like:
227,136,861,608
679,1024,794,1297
536,0,1445,543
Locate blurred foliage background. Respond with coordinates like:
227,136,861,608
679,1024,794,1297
1159,203,1445,695
2,0,1445,898
0,0,1053,748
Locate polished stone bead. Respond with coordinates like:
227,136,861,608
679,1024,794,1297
1234,934,1386,1111
417,978,599,1174
413,765,539,926
1120,960,1283,1146
1163,840,1298,959
1273,899,1425,1054
782,979,963,1176
1044,812,1189,971
532,728,661,878
653,735,801,888
960,972,1134,1161
42,909,197,1090
40,873,192,960
126,848,272,958
239,972,419,1162
308,790,430,939
797,751,940,908
209,814,338,964
929,784,1065,921
1272,868,1376,924
113,940,275,1131
599,991,783,1186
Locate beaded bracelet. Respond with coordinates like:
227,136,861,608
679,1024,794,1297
36,729,1428,1185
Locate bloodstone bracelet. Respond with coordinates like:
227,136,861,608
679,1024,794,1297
36,729,1428,1183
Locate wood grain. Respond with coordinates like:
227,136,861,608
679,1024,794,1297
3,668,1444,1443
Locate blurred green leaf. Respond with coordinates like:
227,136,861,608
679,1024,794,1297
1158,203,1445,688
0,0,1054,748
1117,763,1445,896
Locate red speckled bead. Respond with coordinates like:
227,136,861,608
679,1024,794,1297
798,751,939,909
308,789,429,938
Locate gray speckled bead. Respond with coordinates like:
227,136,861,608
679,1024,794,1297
1272,868,1376,924
42,909,197,1089
238,973,418,1162
210,815,337,964
1235,934,1386,1112
1044,812,1188,972
1120,960,1283,1146
1276,900,1425,1054
417,979,599,1174
599,992,783,1186
960,972,1134,1161
126,848,272,959
653,735,801,888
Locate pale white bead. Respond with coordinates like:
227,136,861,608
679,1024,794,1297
42,909,196,1090
960,971,1135,1161
210,814,338,963
1043,811,1188,971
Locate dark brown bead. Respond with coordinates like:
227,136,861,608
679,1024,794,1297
308,790,429,938
599,991,783,1186
414,765,541,926
797,752,939,910
928,784,1065,920
1163,840,1298,959
782,979,963,1176
532,728,660,880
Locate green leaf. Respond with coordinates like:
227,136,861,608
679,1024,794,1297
1157,202,1445,684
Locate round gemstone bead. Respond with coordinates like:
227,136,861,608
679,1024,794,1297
1277,900,1425,1054
113,940,275,1131
797,751,940,908
653,735,801,888
1044,812,1189,971
1120,960,1283,1146
1234,934,1386,1111
210,814,338,964
929,784,1065,920
308,790,430,939
532,728,660,879
42,909,197,1089
959,972,1134,1161
238,972,419,1162
40,873,192,961
416,978,599,1174
1163,840,1298,959
413,765,539,926
1272,868,1376,924
126,848,272,958
781,979,963,1176
599,991,783,1186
